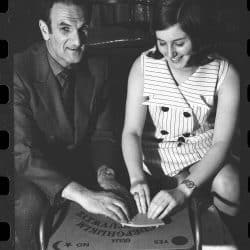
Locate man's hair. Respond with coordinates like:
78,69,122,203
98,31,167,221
39,0,92,31
150,0,219,65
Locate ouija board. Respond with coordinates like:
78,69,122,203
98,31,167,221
47,202,194,250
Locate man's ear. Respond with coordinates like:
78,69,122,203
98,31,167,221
39,20,50,41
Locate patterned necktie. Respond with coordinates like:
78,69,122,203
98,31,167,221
58,69,75,126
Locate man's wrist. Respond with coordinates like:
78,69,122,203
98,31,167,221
178,179,197,197
61,181,91,204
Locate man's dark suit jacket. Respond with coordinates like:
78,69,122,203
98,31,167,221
14,43,115,204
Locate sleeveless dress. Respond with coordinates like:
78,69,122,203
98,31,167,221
141,48,229,177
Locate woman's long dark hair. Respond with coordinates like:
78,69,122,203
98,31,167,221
149,0,220,66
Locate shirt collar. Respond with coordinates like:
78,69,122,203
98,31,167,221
46,49,65,77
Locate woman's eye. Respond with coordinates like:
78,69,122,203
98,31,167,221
175,42,184,47
159,42,166,46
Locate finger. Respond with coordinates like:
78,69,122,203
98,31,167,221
147,194,161,217
147,201,158,218
149,202,167,219
104,209,121,223
144,187,150,209
113,201,130,221
107,204,128,223
148,190,171,212
140,190,147,214
158,208,170,220
158,202,176,219
134,193,142,214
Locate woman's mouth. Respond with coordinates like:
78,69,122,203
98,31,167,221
170,56,182,63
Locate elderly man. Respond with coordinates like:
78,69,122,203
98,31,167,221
14,0,129,249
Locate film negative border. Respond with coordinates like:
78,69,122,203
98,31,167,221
0,85,9,104
0,0,250,249
0,0,8,13
0,40,8,59
0,222,10,241
247,0,250,245
0,0,12,249
0,131,9,150
249,222,250,239
0,177,9,195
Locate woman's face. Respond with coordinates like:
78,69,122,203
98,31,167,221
156,23,193,70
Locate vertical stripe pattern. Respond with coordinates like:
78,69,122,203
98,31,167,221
141,48,229,177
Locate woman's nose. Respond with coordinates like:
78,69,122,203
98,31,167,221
167,46,177,58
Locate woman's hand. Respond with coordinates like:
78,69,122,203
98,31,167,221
147,187,188,220
130,179,150,214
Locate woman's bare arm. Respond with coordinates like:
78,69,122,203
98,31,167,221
179,64,240,196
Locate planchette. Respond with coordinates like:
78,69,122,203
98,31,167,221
121,213,165,228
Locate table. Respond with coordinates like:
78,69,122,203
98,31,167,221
47,202,194,250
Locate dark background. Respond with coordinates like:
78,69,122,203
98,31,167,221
1,0,250,249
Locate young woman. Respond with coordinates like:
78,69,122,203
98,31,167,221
122,0,240,225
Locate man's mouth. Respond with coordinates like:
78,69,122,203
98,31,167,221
67,47,82,52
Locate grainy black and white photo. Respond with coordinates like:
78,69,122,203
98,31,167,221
6,0,250,249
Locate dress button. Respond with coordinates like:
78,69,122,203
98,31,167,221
183,132,191,137
160,130,169,135
183,112,191,117
177,136,185,146
161,107,169,112
145,96,150,101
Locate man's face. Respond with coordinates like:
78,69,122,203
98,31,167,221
41,2,89,68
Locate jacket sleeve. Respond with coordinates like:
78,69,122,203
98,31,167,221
90,84,117,172
14,71,71,205
88,56,118,172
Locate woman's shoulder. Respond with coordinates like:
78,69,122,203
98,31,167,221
141,47,164,60
205,56,239,92
131,47,165,73
199,56,230,79
141,47,156,57
206,55,230,68
139,47,166,70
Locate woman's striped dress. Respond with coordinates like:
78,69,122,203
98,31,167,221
141,48,229,177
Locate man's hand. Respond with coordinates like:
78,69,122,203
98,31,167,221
62,182,130,223
81,190,130,223
97,165,132,199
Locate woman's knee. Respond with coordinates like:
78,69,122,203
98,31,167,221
211,162,240,215
211,162,240,198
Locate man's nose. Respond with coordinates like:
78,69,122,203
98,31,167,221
72,31,81,47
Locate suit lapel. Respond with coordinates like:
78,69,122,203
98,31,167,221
74,66,95,144
33,44,74,143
